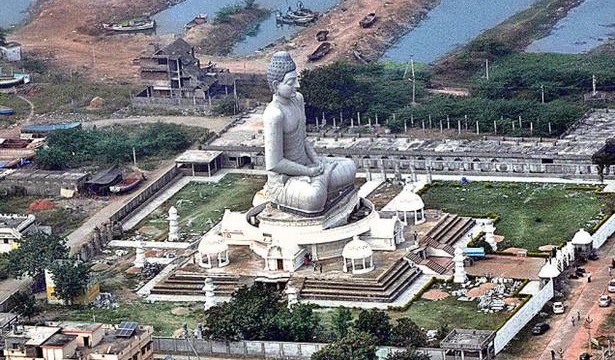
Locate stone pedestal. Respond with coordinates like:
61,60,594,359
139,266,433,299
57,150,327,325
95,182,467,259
134,238,146,268
203,278,216,310
484,220,497,251
453,247,467,284
168,206,180,242
286,284,299,309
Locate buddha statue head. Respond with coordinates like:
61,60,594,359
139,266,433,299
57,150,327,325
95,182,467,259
267,51,299,97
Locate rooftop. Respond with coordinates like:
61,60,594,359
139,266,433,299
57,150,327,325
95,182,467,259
441,328,496,350
0,214,35,230
175,150,223,164
87,325,153,355
6,326,61,346
41,333,77,348
46,321,103,333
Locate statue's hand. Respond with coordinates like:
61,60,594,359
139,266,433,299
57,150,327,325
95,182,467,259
308,163,323,177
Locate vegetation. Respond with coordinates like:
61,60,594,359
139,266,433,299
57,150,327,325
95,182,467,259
12,291,39,318
37,123,195,170
421,181,606,251
7,232,69,278
312,331,378,360
385,349,431,360
50,262,91,305
0,28,6,46
135,174,266,238
213,4,243,23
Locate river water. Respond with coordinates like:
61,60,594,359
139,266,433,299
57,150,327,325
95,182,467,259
527,0,615,54
382,0,536,63
0,0,36,28
152,0,339,56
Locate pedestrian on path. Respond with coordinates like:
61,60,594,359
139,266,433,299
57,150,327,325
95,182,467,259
550,350,555,360
588,272,592,283
572,317,576,326
609,266,612,277
319,263,322,273
577,311,580,321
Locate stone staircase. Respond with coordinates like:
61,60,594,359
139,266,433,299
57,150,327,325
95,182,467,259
149,273,243,297
404,252,452,275
299,258,422,303
422,214,475,254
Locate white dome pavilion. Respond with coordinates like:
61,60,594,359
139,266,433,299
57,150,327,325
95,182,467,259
538,262,561,279
382,185,426,224
197,232,229,268
571,229,592,245
342,236,374,274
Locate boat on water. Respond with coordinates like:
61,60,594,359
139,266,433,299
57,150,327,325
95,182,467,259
0,106,15,115
109,170,144,194
353,49,371,64
308,42,332,61
276,2,318,26
0,72,31,89
103,17,156,32
359,12,377,28
185,14,208,31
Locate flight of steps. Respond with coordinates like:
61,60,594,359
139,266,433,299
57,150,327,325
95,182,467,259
150,273,243,297
299,258,422,303
422,214,475,254
405,252,452,275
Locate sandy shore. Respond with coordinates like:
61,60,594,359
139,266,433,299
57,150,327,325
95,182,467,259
11,0,437,81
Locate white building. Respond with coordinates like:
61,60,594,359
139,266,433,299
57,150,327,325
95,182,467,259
0,214,35,253
0,42,22,62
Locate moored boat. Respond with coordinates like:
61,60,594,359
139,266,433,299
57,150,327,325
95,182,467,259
185,14,208,31
109,171,144,194
353,49,370,64
316,30,329,41
308,42,332,61
359,12,377,28
103,17,156,32
0,106,15,115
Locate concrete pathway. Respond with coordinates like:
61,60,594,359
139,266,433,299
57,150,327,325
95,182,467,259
357,180,383,198
537,236,615,359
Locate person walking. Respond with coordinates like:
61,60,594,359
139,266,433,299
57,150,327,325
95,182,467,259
572,317,576,326
319,263,323,273
609,266,612,277
577,311,580,321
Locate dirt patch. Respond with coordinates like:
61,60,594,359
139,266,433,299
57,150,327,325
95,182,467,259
366,182,403,210
171,307,190,316
467,282,496,298
28,199,55,211
422,289,449,300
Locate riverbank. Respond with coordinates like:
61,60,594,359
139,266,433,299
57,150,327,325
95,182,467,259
185,7,270,56
432,0,585,84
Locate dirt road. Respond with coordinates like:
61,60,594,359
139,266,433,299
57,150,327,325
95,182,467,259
12,0,436,81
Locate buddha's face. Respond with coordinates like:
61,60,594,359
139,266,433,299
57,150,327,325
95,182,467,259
274,70,299,99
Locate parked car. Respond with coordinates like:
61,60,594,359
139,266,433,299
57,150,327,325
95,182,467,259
531,322,550,335
599,295,612,307
579,352,592,360
608,279,615,293
553,302,565,314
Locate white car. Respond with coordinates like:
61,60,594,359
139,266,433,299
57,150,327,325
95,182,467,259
553,302,565,314
608,279,615,293
599,295,612,307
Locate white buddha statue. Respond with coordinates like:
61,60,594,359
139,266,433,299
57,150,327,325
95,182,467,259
262,51,356,213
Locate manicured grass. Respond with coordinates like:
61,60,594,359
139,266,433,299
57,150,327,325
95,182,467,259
391,296,511,331
136,174,266,238
421,181,605,251
55,302,204,336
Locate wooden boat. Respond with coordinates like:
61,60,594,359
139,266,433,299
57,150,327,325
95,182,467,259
353,49,370,64
308,42,332,61
359,12,376,28
276,11,315,25
316,30,329,41
0,106,15,115
103,17,155,32
109,171,143,194
185,14,208,30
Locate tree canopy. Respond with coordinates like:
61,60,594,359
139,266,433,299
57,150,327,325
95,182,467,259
354,308,392,345
50,261,91,305
11,291,38,318
7,232,69,278
311,331,378,360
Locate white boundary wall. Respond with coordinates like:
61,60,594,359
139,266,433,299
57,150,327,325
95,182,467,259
592,213,615,249
494,279,554,353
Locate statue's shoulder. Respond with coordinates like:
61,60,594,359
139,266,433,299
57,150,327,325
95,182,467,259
295,92,305,104
263,102,284,124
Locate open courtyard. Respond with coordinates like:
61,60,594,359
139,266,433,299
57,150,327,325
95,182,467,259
421,181,609,251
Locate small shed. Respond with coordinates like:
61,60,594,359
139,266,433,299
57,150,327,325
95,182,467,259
0,42,22,62
175,150,222,177
20,122,82,140
441,329,496,360
86,166,123,195
571,228,593,258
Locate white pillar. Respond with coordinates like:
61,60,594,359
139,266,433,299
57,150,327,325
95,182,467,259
453,247,467,284
168,206,180,242
203,278,216,310
286,285,299,309
484,220,497,251
134,238,146,268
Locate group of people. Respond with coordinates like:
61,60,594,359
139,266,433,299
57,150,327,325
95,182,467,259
303,253,323,272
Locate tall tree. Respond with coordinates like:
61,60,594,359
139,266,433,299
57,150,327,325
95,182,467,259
311,331,378,360
50,261,90,305
11,291,38,318
354,308,391,345
390,318,427,348
274,303,322,342
385,347,431,360
8,232,69,278
331,306,353,340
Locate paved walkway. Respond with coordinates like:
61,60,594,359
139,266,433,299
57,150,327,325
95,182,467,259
357,180,383,198
537,236,615,359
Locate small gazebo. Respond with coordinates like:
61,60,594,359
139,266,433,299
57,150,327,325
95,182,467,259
198,234,230,268
342,236,374,274
571,228,593,258
382,185,425,225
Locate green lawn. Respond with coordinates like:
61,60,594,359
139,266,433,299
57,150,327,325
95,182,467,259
54,302,204,336
135,174,266,239
421,181,606,251
391,296,512,331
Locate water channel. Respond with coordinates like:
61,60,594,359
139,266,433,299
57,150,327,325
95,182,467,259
382,0,536,64
526,0,615,54
0,0,36,28
152,0,339,56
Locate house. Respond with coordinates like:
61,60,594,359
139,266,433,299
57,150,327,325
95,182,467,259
4,322,153,360
0,214,36,253
0,43,22,62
